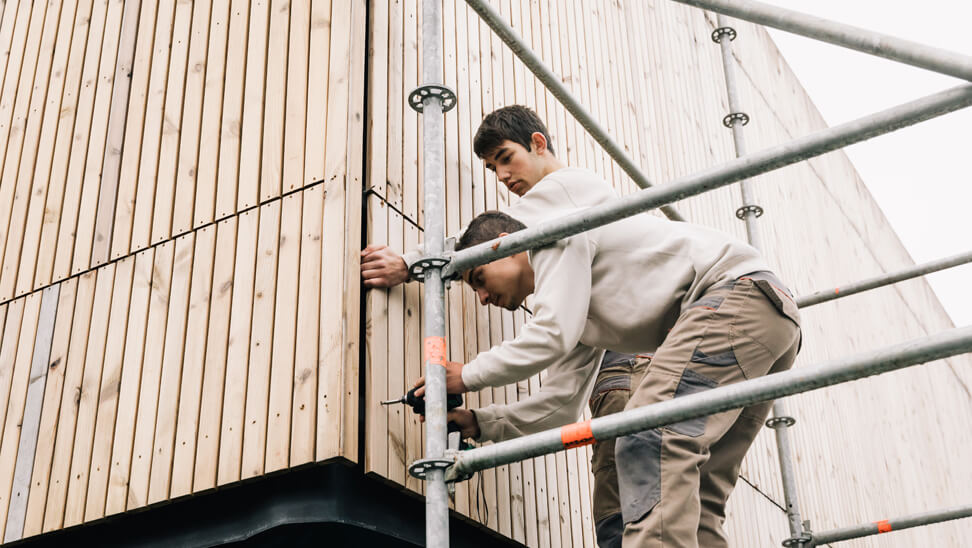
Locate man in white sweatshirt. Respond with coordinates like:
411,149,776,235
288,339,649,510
362,106,647,546
427,202,801,548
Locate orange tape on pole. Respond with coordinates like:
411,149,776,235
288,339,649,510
424,336,447,367
561,421,595,449
875,519,892,533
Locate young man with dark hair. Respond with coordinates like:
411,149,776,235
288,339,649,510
420,199,801,547
363,105,646,546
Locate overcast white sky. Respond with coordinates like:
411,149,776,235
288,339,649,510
760,0,972,327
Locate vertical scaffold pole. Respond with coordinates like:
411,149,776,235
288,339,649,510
407,0,454,546
713,14,809,547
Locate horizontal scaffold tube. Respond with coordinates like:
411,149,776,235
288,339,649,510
796,249,972,308
463,0,686,222
445,325,972,481
441,84,972,279
670,0,972,82
810,503,972,546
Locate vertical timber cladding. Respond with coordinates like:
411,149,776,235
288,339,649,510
0,0,366,541
366,2,972,548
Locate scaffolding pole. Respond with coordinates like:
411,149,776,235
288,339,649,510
442,325,972,481
441,84,972,279
415,0,450,546
713,14,807,545
796,249,972,308
671,0,972,82
809,503,972,546
463,0,687,222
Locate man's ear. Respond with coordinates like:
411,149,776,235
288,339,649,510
530,132,548,155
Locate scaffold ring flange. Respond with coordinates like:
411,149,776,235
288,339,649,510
781,533,813,547
408,457,455,480
723,111,750,128
408,84,458,113
735,204,764,220
766,416,796,429
408,256,451,282
711,26,737,43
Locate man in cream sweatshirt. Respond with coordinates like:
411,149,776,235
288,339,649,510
362,106,647,546
407,107,801,546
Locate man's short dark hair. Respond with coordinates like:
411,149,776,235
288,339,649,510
455,211,527,252
473,105,555,159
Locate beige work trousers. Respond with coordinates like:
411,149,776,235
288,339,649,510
612,274,802,548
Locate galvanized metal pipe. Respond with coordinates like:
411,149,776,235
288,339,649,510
796,249,972,308
420,0,450,546
441,84,972,279
446,325,972,480
671,0,972,82
810,503,972,546
714,14,805,543
463,0,686,222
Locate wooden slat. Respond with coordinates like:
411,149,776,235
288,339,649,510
2,0,59,300
0,1,22,92
170,226,216,498
69,0,124,277
0,0,36,187
302,0,331,187
62,264,115,528
104,249,153,516
148,0,193,247
193,216,237,491
129,0,176,254
282,0,308,194
22,280,76,537
364,0,387,198
236,0,269,212
290,185,321,467
41,271,95,532
403,222,422,493
265,192,300,473
213,1,248,219
90,0,142,268
216,208,258,486
125,244,168,511
83,256,135,522
170,0,214,236
0,294,41,540
258,0,289,202
192,0,230,229
364,194,389,477
147,234,194,505
384,209,406,486
109,0,161,261
383,0,402,208
240,201,280,479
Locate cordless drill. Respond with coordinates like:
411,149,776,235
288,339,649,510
381,387,465,434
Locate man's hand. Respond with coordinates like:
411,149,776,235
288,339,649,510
413,361,467,397
361,245,409,288
447,409,480,439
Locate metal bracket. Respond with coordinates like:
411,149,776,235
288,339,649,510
723,111,750,128
766,416,796,428
711,26,737,43
408,451,473,483
408,84,458,113
781,532,813,547
408,255,452,282
735,204,764,220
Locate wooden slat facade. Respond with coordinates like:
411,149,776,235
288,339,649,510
0,0,969,546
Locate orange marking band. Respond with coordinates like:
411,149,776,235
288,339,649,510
561,421,595,449
875,519,892,533
424,336,446,367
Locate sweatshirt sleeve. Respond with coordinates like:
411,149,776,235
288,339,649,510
474,345,603,442
461,232,594,391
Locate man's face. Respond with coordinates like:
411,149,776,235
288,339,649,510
482,137,548,197
462,253,534,311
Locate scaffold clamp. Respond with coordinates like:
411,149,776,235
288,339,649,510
736,204,764,219
723,111,750,128
711,26,737,43
408,84,458,113
408,255,453,282
781,532,813,547
766,416,796,428
410,451,473,483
